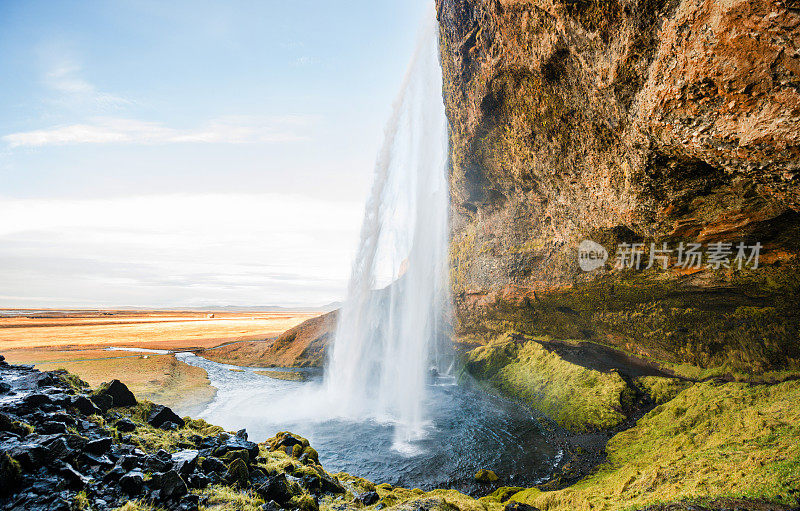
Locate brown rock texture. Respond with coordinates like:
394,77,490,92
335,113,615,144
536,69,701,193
437,0,800,374
199,311,338,368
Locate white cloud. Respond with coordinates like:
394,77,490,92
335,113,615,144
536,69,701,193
2,115,316,148
0,194,363,307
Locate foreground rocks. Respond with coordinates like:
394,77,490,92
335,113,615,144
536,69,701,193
0,359,478,511
0,359,353,511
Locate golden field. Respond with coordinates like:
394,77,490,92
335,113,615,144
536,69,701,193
0,310,318,414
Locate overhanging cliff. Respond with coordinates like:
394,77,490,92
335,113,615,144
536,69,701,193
437,0,800,375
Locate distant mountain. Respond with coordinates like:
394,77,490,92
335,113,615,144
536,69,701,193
164,302,342,313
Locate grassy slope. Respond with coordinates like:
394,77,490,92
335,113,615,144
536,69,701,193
509,381,800,511
464,334,633,431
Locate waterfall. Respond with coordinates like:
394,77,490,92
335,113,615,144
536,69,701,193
324,17,452,451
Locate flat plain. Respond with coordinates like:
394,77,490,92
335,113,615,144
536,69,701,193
0,310,318,414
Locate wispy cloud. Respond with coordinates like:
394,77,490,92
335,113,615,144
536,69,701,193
2,115,316,148
44,59,132,109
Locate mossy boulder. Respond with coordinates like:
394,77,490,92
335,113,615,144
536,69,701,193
464,334,633,431
267,431,319,464
224,458,249,487
0,413,33,437
474,469,499,483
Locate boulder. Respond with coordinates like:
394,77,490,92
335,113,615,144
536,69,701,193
187,472,211,490
120,470,145,495
224,458,249,487
58,462,89,489
200,456,226,474
114,418,137,433
23,393,52,406
221,449,250,465
256,473,299,505
0,453,20,496
78,451,114,469
356,491,380,506
94,380,137,408
71,395,101,416
38,421,68,435
116,454,142,471
6,441,47,470
217,437,259,460
0,413,32,436
148,405,185,429
90,393,113,413
43,436,75,460
474,469,499,483
85,436,112,455
171,449,199,476
150,469,188,501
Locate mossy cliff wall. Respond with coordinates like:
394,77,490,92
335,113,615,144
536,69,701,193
436,0,800,376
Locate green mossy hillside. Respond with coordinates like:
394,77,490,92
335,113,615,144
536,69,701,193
508,380,800,511
464,333,633,431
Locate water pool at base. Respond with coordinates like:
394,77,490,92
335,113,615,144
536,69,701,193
177,352,561,495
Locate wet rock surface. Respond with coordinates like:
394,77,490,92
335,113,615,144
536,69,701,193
0,360,352,511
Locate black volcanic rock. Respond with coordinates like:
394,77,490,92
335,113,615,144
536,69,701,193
114,417,137,432
120,470,145,495
90,393,113,413
85,436,112,455
171,449,199,476
148,405,185,429
356,491,380,506
59,462,89,489
71,395,101,416
94,379,137,408
149,469,188,501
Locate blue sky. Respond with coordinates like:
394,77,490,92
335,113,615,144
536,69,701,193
0,0,435,308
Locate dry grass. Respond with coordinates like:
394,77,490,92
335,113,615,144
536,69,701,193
0,310,318,414
0,310,317,350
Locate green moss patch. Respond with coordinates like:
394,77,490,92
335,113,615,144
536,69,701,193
635,376,691,405
510,380,800,510
465,334,632,431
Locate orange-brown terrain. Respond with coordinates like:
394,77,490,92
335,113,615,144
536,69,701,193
199,310,338,367
0,309,318,414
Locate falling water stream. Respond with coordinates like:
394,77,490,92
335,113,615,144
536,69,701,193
323,18,452,452
170,11,562,493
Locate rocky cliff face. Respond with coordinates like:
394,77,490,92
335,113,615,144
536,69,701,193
437,0,800,375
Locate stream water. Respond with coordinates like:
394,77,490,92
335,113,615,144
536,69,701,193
176,352,561,494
